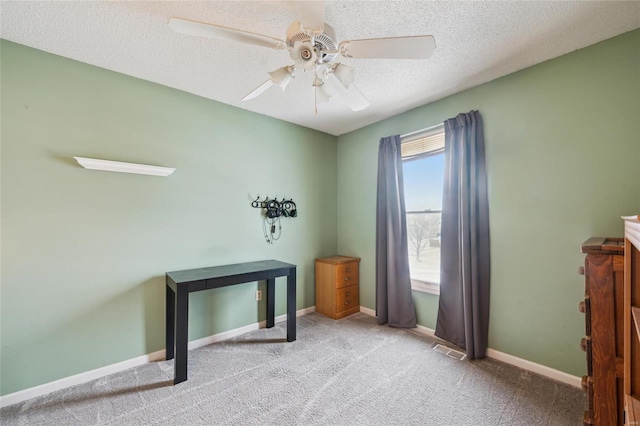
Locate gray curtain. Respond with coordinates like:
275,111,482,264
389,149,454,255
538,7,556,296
435,111,491,359
375,135,417,328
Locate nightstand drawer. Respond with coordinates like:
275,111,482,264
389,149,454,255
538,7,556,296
337,285,359,313
336,262,359,289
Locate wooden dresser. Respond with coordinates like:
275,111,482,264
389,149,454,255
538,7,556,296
622,216,640,425
580,237,626,425
315,256,360,319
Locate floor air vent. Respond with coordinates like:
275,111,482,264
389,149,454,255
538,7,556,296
433,344,467,360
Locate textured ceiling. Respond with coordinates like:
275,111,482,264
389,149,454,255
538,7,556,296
1,1,639,136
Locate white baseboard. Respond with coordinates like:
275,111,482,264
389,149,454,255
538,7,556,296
0,349,167,409
359,306,376,317
360,307,582,389
485,348,581,388
1,304,580,407
415,323,437,338
188,305,315,350
0,306,316,408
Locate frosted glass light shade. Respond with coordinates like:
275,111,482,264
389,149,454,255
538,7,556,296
333,64,355,88
74,157,175,177
269,66,294,89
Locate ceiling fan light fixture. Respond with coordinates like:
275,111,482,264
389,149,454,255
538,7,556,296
333,63,355,88
269,66,294,90
291,41,317,70
168,1,436,113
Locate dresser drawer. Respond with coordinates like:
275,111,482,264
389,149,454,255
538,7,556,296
336,285,359,313
336,262,359,289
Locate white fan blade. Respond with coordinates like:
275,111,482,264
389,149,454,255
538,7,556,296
169,17,286,50
242,79,274,101
294,0,325,33
326,74,370,111
339,35,436,59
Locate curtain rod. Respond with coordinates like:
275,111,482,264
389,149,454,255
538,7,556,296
400,122,444,139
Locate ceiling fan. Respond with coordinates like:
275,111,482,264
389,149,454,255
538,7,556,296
169,1,436,113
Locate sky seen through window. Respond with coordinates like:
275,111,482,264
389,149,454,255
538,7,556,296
403,153,444,212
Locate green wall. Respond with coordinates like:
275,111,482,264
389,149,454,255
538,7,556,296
0,40,337,395
337,29,640,377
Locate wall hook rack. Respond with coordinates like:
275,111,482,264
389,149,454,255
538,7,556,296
251,195,298,244
250,196,298,219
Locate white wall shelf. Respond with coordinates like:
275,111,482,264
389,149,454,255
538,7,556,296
74,157,175,177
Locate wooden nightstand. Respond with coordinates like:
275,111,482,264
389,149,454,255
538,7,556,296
315,256,360,320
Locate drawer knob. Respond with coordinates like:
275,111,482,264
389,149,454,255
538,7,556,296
344,300,351,305
578,301,586,313
345,268,351,272
344,277,351,281
578,266,585,275
345,291,350,296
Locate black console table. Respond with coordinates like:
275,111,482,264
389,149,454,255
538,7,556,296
165,260,297,384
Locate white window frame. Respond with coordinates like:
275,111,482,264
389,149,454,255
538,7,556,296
401,124,445,296
411,279,440,295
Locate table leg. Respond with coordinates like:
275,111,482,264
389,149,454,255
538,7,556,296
166,284,175,360
174,287,189,384
266,278,275,328
287,267,296,342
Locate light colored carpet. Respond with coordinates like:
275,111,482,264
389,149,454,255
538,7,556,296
1,313,584,425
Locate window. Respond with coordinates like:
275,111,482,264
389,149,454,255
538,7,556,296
401,126,445,295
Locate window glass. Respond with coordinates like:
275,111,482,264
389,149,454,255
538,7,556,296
402,129,444,291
